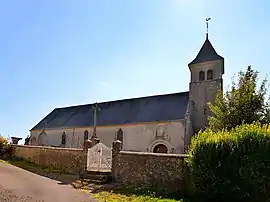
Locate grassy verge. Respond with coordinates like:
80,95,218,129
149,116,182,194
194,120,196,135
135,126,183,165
0,157,79,183
7,158,59,172
72,180,185,202
93,191,183,202
0,159,9,164
2,157,63,173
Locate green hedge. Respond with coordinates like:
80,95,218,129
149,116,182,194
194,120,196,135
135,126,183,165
186,123,270,202
0,136,14,159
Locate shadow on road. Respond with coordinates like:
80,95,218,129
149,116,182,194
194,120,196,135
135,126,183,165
3,158,79,185
2,158,113,194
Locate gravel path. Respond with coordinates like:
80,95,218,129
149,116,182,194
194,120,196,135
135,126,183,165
0,162,97,202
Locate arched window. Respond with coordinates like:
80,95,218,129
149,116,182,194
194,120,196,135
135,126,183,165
207,69,213,80
84,130,89,141
116,128,123,142
199,71,205,81
30,137,37,146
61,132,66,145
38,131,48,146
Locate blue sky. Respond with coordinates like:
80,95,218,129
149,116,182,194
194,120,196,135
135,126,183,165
0,0,269,142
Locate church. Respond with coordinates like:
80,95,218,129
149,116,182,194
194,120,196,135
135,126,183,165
29,32,224,154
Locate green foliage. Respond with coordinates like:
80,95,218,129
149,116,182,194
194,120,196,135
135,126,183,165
0,136,8,156
208,66,270,131
0,136,14,159
186,123,270,202
93,191,182,202
4,144,14,156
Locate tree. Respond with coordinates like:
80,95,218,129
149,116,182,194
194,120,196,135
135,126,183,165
208,66,270,131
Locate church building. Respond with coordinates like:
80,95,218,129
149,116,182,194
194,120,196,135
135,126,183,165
29,32,224,154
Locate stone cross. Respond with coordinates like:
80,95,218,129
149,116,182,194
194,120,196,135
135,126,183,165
42,121,47,132
91,102,101,139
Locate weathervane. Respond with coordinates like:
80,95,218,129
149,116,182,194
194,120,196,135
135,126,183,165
206,17,211,38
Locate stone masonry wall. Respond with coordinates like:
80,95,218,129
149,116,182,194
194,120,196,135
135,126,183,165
13,145,87,174
112,144,188,196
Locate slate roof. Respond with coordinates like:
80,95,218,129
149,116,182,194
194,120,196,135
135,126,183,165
30,91,189,131
189,35,224,65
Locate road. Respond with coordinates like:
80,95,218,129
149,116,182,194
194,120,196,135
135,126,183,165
0,162,97,202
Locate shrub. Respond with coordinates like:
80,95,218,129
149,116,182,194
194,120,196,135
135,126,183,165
4,144,14,157
186,123,270,202
0,136,14,159
0,136,8,156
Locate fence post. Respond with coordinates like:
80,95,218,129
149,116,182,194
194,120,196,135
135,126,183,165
112,140,122,181
82,139,93,176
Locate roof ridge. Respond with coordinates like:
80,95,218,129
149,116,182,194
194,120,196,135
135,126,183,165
55,91,189,110
30,91,190,131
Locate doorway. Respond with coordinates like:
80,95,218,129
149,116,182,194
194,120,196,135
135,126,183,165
153,144,168,154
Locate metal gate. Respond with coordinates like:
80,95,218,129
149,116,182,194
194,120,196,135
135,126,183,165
87,143,112,172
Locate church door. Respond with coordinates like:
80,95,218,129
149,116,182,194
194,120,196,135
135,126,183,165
153,144,168,154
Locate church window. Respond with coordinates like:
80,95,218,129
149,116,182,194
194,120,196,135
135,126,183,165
30,137,37,146
199,71,205,81
207,69,213,80
84,130,89,141
38,131,48,146
61,132,66,145
116,128,123,142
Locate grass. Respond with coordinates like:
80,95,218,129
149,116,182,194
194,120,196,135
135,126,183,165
73,180,185,202
93,191,183,202
0,159,9,164
1,157,72,174
0,157,79,184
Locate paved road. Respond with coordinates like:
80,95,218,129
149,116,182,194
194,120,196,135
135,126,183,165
0,162,97,202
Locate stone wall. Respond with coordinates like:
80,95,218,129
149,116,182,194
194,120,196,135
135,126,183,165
12,142,189,196
112,141,188,196
13,145,86,174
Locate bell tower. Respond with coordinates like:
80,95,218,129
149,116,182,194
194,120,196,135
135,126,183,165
188,18,224,134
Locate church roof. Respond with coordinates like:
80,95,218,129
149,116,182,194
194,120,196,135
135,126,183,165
30,91,189,131
189,35,224,65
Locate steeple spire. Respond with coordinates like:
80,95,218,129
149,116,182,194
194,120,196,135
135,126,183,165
188,18,224,66
206,17,211,39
